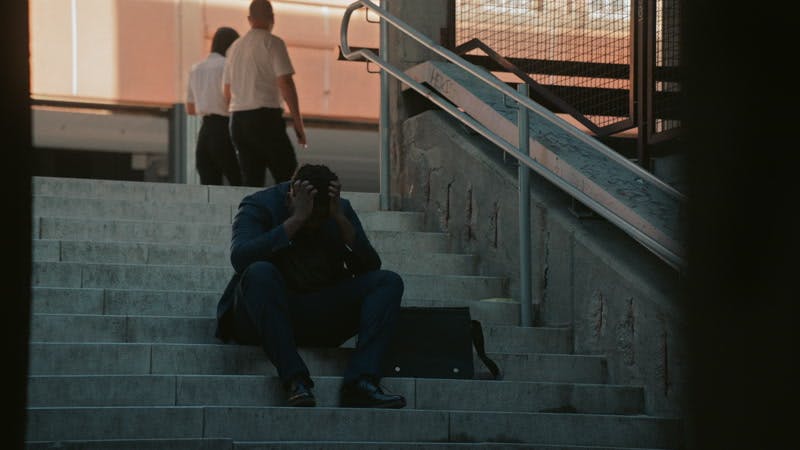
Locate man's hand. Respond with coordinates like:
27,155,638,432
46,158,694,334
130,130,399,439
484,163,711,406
290,180,316,222
294,120,307,147
284,179,317,240
278,74,307,148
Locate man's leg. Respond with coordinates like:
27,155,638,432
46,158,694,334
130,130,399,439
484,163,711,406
233,261,311,387
289,270,404,383
345,270,404,383
230,110,268,187
262,108,298,184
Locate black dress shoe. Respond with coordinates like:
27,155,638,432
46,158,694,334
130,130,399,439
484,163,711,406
286,378,316,407
340,378,406,408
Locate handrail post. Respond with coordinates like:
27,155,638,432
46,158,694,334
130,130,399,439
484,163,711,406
168,102,187,184
379,0,390,210
517,84,532,327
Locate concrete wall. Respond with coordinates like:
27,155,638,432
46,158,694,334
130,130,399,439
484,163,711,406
398,110,687,418
378,0,686,417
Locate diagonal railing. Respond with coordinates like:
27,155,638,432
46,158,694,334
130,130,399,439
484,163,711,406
340,0,686,324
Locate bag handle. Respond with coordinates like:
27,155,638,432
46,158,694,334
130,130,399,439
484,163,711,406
471,320,502,380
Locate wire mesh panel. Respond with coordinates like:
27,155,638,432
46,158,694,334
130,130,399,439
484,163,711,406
654,0,681,135
455,0,632,131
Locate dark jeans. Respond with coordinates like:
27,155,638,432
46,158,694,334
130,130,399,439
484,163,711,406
196,114,242,186
229,107,298,187
232,261,404,386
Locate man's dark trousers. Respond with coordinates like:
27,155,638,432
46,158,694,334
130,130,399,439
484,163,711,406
231,261,404,385
230,107,298,187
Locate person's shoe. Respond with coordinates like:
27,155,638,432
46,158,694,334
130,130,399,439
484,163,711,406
286,378,316,407
339,378,406,408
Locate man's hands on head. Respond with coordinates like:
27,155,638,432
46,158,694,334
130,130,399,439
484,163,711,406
291,180,316,221
284,180,317,239
285,178,354,245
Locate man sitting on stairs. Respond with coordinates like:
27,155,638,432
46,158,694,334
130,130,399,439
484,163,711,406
215,163,407,408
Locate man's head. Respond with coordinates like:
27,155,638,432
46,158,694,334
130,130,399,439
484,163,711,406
248,0,275,30
211,27,239,56
290,164,339,229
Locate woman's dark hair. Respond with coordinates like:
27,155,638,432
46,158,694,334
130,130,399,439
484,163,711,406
211,27,240,56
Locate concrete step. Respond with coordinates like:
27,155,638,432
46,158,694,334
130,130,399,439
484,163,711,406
33,195,234,224
27,342,605,383
25,406,682,448
26,374,644,415
24,442,669,450
32,261,507,300
26,438,233,450
469,297,523,325
33,195,425,231
25,440,667,450
33,239,478,276
32,176,380,210
236,444,666,450
31,287,521,325
29,313,570,354
35,217,450,251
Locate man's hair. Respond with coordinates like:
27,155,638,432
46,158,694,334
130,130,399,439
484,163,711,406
249,0,274,22
211,27,239,56
291,164,339,217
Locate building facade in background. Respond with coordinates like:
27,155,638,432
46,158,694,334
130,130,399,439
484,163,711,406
29,0,381,184
30,0,379,119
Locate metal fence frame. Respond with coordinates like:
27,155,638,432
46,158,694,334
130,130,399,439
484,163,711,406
448,0,683,170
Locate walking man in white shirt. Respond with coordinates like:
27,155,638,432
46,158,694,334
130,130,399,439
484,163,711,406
223,0,307,187
187,26,242,186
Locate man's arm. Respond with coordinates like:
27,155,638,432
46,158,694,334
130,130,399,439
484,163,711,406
277,74,306,146
338,200,381,274
230,182,318,274
229,199,290,274
328,180,355,247
223,83,231,109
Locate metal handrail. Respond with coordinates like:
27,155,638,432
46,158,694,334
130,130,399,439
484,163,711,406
340,1,684,277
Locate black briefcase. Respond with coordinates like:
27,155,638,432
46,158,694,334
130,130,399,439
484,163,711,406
381,306,501,380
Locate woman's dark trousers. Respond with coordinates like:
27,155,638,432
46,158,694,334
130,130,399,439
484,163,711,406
196,114,242,186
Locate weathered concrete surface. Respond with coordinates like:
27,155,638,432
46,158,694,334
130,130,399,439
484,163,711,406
397,110,687,417
406,60,686,262
385,0,451,212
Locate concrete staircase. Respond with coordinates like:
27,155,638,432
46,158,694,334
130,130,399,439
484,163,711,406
26,176,682,449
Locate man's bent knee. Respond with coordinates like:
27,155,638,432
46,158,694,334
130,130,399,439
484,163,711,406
378,269,403,288
241,261,285,290
374,270,404,303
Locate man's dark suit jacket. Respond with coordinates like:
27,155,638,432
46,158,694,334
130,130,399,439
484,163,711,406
215,181,381,342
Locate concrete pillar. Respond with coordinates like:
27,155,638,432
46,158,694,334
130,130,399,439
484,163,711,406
385,0,450,209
